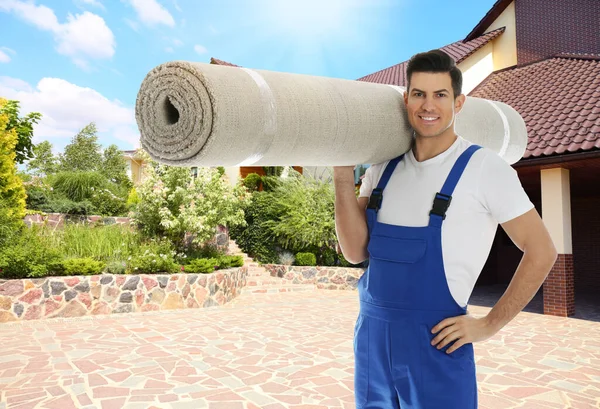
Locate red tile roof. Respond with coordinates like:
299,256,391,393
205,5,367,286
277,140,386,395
356,27,505,86
469,55,600,158
464,0,512,42
210,57,240,67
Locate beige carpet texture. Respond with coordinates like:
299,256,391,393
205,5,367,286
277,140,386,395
135,61,528,167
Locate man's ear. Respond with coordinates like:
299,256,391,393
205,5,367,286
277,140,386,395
403,90,408,106
454,94,466,114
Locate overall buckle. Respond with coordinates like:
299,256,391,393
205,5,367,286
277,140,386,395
367,188,383,211
429,192,452,219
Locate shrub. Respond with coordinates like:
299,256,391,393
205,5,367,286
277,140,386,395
126,241,179,274
295,252,316,266
62,258,105,276
0,227,64,279
126,187,140,210
183,258,218,274
216,255,244,269
278,251,295,266
320,247,337,267
242,173,262,191
132,152,249,249
263,172,336,251
52,171,107,202
229,191,280,264
106,260,127,274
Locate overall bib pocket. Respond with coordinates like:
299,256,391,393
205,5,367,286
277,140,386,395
366,235,427,303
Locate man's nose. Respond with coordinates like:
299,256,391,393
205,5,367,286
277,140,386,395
421,96,435,111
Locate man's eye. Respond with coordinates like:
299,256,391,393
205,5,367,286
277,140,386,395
437,93,446,97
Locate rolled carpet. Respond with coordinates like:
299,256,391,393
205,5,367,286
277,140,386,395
135,61,527,167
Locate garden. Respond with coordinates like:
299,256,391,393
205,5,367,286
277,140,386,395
0,97,359,284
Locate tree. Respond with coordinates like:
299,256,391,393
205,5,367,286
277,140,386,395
101,144,131,188
0,98,27,244
59,123,102,172
0,99,42,165
26,140,58,176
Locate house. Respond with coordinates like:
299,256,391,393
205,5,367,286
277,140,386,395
122,149,145,185
211,0,599,317
355,0,599,317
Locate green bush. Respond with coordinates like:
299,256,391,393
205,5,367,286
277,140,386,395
126,241,180,274
229,191,280,264
216,255,244,269
242,173,262,192
263,172,336,251
320,247,337,267
183,258,218,274
62,257,105,276
132,156,248,249
106,260,127,274
126,187,140,210
295,252,316,266
89,186,128,216
52,171,107,202
0,227,64,279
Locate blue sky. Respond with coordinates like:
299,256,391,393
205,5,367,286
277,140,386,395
0,0,497,154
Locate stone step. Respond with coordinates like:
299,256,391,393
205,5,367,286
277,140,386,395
241,284,315,294
245,279,283,286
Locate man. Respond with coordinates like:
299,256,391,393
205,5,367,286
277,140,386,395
333,49,557,408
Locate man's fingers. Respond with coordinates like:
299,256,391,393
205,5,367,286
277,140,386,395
435,330,462,350
431,317,457,334
446,339,466,354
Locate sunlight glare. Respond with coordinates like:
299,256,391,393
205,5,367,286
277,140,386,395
265,0,350,38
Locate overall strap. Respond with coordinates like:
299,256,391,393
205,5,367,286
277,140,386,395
366,154,404,234
428,144,482,228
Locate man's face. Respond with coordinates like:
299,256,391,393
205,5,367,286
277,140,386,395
403,72,465,139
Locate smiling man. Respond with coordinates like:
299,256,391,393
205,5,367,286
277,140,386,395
333,49,557,408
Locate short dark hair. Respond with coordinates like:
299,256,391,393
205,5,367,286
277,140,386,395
406,49,463,98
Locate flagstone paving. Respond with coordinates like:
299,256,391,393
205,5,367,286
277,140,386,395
1,251,599,409
1,286,600,409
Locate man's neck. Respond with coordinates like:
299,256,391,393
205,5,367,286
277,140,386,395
412,132,458,162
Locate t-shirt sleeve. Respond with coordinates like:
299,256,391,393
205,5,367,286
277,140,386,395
358,164,382,198
358,167,373,198
479,151,535,224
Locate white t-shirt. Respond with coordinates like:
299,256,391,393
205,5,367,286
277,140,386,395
359,136,534,307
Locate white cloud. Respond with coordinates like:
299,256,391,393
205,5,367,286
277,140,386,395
194,44,207,55
124,18,140,32
127,0,174,27
0,1,115,68
171,0,181,12
0,47,14,63
0,76,139,150
173,38,183,47
165,47,174,53
76,0,105,10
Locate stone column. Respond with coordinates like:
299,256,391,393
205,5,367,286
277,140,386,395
541,168,575,317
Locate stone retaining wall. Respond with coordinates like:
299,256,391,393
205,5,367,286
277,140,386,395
265,264,365,290
0,267,247,323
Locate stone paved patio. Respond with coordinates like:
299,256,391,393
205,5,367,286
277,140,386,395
1,286,599,409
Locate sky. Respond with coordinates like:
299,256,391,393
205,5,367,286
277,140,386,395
0,0,498,155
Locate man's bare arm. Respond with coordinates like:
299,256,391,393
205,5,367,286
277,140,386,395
333,167,369,264
484,208,558,331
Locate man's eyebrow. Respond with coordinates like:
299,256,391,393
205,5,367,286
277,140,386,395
411,88,450,93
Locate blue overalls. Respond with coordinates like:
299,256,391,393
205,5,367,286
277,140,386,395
354,145,481,409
